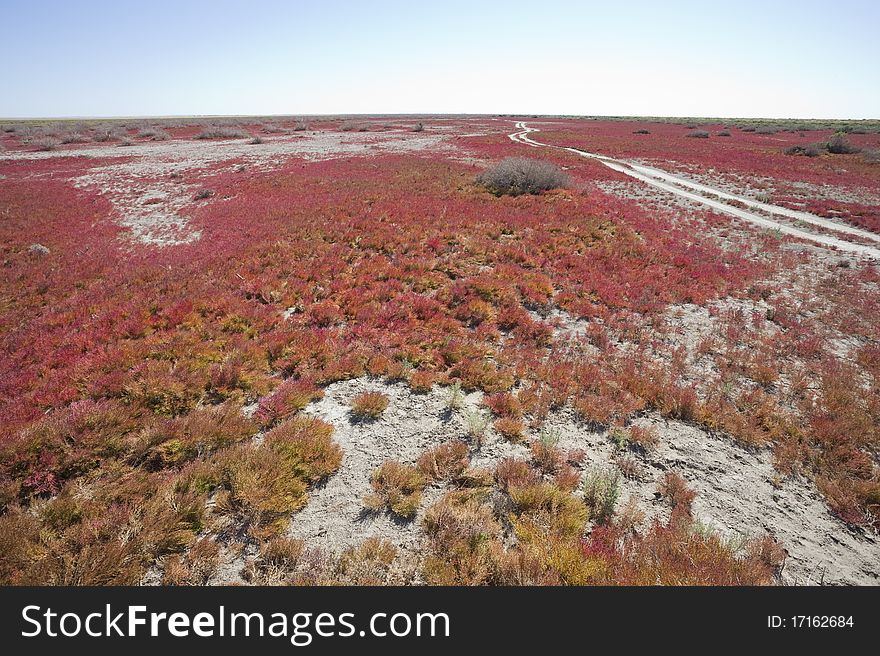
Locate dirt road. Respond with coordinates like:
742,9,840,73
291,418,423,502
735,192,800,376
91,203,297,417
509,121,880,258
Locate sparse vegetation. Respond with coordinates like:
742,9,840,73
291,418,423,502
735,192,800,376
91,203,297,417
1,113,877,588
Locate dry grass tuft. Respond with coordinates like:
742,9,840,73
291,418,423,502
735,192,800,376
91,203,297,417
350,390,389,420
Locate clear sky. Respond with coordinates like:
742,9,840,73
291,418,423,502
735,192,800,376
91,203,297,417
2,0,878,119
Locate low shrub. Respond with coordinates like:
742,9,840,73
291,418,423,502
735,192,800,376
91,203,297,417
463,409,489,447
494,458,539,491
350,390,389,420
417,440,469,481
422,490,502,585
784,144,823,157
33,138,59,151
686,130,710,139
137,127,169,141
93,127,125,142
60,132,89,144
135,402,256,469
220,444,310,537
594,519,785,584
826,133,861,154
627,425,659,452
658,471,696,516
483,391,522,418
335,537,398,585
365,461,427,519
194,127,248,140
508,482,588,540
494,417,525,442
340,121,368,132
255,378,323,426
477,157,569,196
264,415,342,484
408,369,436,393
582,466,621,524
530,438,565,474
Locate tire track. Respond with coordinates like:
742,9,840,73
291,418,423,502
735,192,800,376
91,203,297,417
508,121,880,258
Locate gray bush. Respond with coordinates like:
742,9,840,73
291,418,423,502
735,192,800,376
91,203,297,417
717,130,731,137
826,133,861,154
33,137,60,151
261,123,287,134
93,126,127,142
785,144,823,157
863,149,880,164
477,157,569,196
138,126,169,141
686,130,710,138
60,132,89,144
194,126,249,140
340,120,369,132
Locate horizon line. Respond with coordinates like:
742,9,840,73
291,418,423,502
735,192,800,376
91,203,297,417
2,113,878,122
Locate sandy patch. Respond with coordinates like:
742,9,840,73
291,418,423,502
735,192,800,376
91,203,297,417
287,378,527,557
2,130,461,247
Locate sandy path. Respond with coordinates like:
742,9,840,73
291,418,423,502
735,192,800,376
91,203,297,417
508,122,880,259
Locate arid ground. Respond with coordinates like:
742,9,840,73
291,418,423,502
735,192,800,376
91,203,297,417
1,116,878,585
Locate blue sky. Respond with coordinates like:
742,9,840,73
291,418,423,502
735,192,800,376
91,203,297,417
2,0,878,118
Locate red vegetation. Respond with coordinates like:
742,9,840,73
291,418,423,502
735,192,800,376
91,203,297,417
0,115,877,584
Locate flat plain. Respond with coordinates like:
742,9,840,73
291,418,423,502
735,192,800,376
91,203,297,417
1,115,878,585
